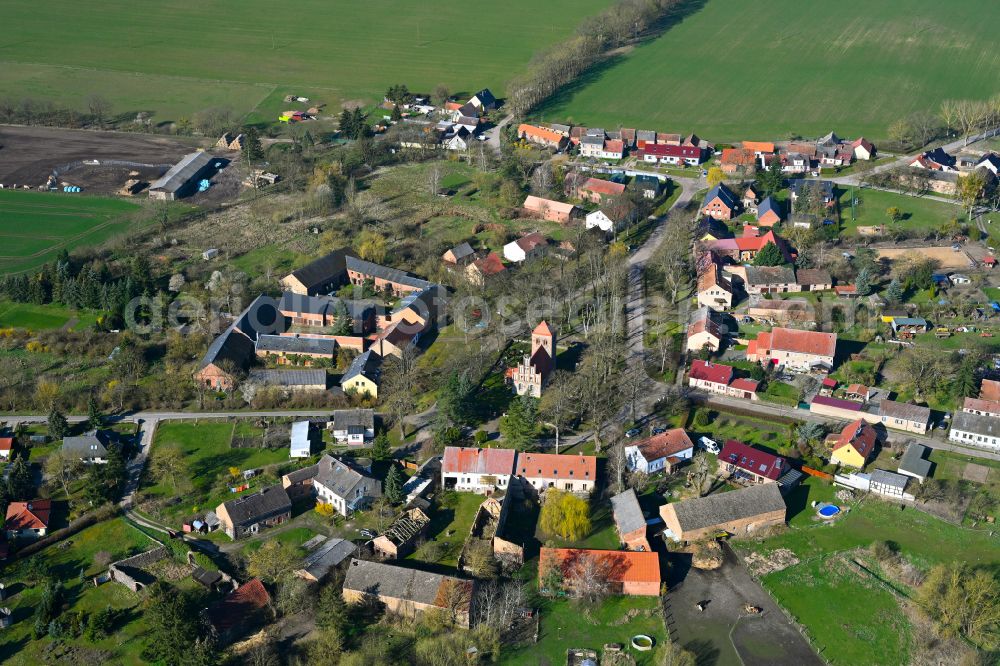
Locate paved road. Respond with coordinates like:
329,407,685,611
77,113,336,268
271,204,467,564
119,417,158,509
485,114,514,149
3,409,337,426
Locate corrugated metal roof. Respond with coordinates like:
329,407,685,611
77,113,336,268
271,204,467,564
150,151,214,194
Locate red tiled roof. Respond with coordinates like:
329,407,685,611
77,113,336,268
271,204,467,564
981,379,1000,402
5,500,52,531
515,452,596,480
518,124,564,145
533,321,554,337
720,148,755,166
0,438,12,452
719,441,785,481
963,397,1000,414
642,144,700,159
207,578,271,635
604,139,625,153
742,141,775,153
689,360,734,386
472,252,506,276
633,428,693,462
443,446,516,475
835,285,858,295
729,378,759,392
832,419,877,460
770,327,837,357
580,178,626,197
540,548,660,586
515,232,547,252
746,331,771,359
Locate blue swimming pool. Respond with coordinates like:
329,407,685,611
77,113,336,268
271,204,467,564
818,504,841,518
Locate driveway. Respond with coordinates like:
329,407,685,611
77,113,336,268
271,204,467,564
663,543,823,666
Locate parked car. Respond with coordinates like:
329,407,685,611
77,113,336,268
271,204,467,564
651,426,667,435
698,436,720,454
625,428,642,438
359,529,376,539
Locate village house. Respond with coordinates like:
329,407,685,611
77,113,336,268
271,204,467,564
62,430,112,464
963,395,1000,418
511,321,556,397
747,297,812,324
0,437,11,460
586,208,627,234
343,559,476,627
539,548,660,597
5,500,52,540
720,148,756,175
611,489,650,551
330,409,376,445
340,349,381,398
829,419,878,468
522,195,577,223
795,268,833,292
631,174,664,199
685,306,725,353
756,196,782,226
575,177,626,204
659,483,786,542
513,452,597,495
641,143,703,166
696,261,734,309
908,148,957,172
204,578,272,645
578,128,606,158
810,395,865,420
215,485,292,540
743,265,798,295
503,232,548,263
718,440,790,485
624,428,694,474
311,455,382,516
442,241,476,266
701,183,739,220
466,251,507,285
878,400,931,435
742,184,761,210
517,123,568,150
948,410,1000,452
704,229,794,264
372,508,431,560
278,292,375,334
851,137,875,161
687,360,759,400
743,141,776,156
746,327,837,373
869,469,911,499
441,446,517,493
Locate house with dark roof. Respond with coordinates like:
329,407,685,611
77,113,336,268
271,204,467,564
442,241,476,266
468,88,497,113
625,429,694,474
148,151,216,200
215,485,292,540
701,184,739,220
743,265,797,295
718,440,789,485
330,409,375,445
610,489,650,551
340,349,382,398
296,538,357,583
659,483,786,541
948,410,1000,452
685,306,725,353
795,268,833,292
756,196,782,227
62,430,113,464
343,559,477,627
312,455,381,516
194,295,284,390
280,248,354,295
789,180,835,209
204,578,272,644
897,443,933,482
878,400,931,435
909,148,957,172
372,508,431,560
255,334,337,365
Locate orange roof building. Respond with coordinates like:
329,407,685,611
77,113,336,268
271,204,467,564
539,548,660,596
747,327,836,373
465,252,506,286
517,123,568,149
830,419,878,468
514,452,597,494
742,141,775,154
576,178,626,204
0,437,12,459
205,578,272,643
625,428,694,474
981,379,1000,403
720,148,756,174
5,499,52,539
523,195,576,223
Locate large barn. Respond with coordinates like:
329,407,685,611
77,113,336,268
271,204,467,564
148,151,215,200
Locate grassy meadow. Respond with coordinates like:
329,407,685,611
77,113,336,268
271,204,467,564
536,0,1000,141
0,190,142,273
0,0,611,123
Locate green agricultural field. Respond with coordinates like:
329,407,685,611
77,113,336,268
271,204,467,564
537,0,1000,141
0,300,101,331
1,0,612,124
839,187,961,236
0,189,142,273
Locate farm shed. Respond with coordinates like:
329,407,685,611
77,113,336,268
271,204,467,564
148,151,215,200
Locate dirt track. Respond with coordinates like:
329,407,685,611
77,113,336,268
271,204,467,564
876,246,975,270
0,125,205,191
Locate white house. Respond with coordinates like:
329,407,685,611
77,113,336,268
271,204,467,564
625,429,694,474
290,420,312,458
949,273,971,285
313,456,381,517
585,210,621,234
441,446,516,494
948,411,1000,452
502,232,547,263
330,409,376,446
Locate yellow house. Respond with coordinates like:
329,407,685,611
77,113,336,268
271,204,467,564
340,350,381,399
830,419,877,468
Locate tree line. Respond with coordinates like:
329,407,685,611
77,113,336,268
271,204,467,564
505,0,689,117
